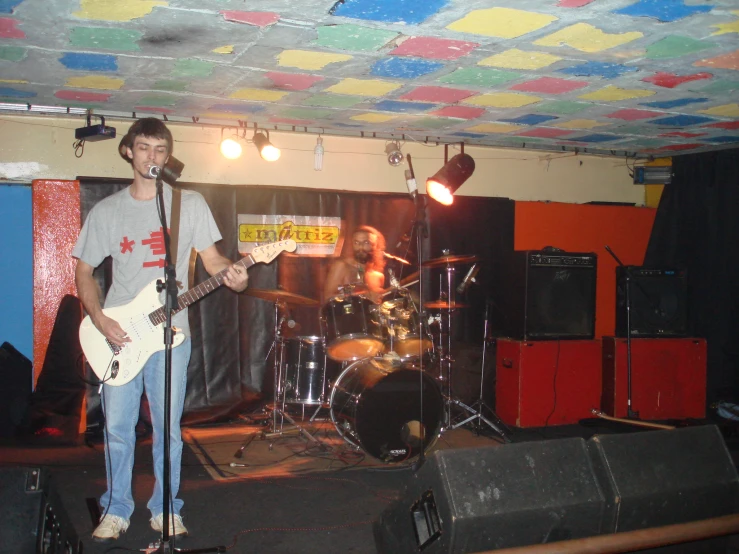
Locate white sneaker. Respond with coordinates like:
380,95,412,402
150,513,188,536
92,514,129,543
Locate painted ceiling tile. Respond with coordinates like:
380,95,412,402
0,44,25,61
439,68,520,87
64,75,124,90
646,35,716,60
137,94,176,107
229,88,288,102
371,58,443,79
59,52,117,72
649,115,716,126
621,138,664,149
265,72,323,91
280,107,333,120
70,27,141,51
399,86,474,103
712,11,739,36
615,0,712,23
277,50,352,71
642,72,712,88
431,106,485,120
535,23,642,53
699,80,739,93
695,50,739,71
325,78,400,97
208,104,265,114
705,136,739,143
500,114,558,125
554,119,608,129
0,17,24,38
374,100,436,113
54,90,111,102
452,132,485,138
330,0,448,25
172,59,213,78
351,113,396,123
479,49,561,70
0,86,35,98
502,136,546,145
213,45,233,54
73,0,167,22
516,127,575,138
568,133,623,143
579,86,655,101
465,123,521,133
135,106,174,114
269,117,314,125
698,103,739,117
0,0,23,14
559,61,636,79
390,37,479,61
316,24,397,52
641,98,709,109
659,131,705,137
464,92,541,108
558,0,596,6
0,78,25,83
704,121,739,130
221,11,279,28
408,117,456,129
303,94,363,108
656,143,705,151
510,77,588,94
606,109,662,121
154,80,187,92
446,8,557,39
534,101,591,115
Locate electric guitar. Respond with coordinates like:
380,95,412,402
79,239,296,386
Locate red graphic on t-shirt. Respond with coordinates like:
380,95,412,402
142,227,169,269
120,236,135,254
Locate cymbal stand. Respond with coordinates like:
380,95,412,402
437,260,456,425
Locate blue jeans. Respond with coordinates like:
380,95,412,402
100,338,191,520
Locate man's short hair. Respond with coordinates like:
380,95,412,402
118,117,173,164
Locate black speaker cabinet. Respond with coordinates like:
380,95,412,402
0,467,82,554
374,426,739,553
496,250,597,340
616,266,687,337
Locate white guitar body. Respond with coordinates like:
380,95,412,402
79,239,296,387
79,280,186,387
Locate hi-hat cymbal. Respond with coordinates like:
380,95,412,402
245,288,318,306
422,254,479,268
425,300,469,310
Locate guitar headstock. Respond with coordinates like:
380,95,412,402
251,239,297,264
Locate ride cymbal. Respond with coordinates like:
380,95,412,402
422,254,479,268
245,289,319,306
424,300,469,310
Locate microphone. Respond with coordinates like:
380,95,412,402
456,263,480,294
147,165,161,178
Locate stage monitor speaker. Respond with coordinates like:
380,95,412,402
496,250,597,340
374,426,739,553
0,467,82,554
616,266,687,337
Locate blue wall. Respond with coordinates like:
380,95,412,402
0,184,33,361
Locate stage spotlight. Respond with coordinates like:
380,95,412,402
220,138,242,160
385,141,403,166
426,148,475,206
254,130,281,162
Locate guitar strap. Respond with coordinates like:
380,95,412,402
170,187,182,267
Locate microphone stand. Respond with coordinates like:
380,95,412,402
153,174,224,553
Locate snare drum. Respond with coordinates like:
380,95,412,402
321,295,384,362
281,336,326,404
329,357,443,463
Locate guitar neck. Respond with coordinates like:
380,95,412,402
149,255,254,325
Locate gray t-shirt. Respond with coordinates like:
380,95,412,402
72,183,222,334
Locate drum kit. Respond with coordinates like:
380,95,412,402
243,251,509,464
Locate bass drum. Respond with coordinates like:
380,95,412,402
329,357,443,463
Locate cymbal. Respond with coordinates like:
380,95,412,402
379,271,420,296
245,288,318,306
422,254,479,268
424,300,469,310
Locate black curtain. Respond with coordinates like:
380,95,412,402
644,148,739,407
79,180,513,422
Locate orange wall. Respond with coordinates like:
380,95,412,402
32,180,80,384
514,202,656,338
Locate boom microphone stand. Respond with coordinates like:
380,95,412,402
152,166,224,553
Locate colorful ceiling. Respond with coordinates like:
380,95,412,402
1,0,738,157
